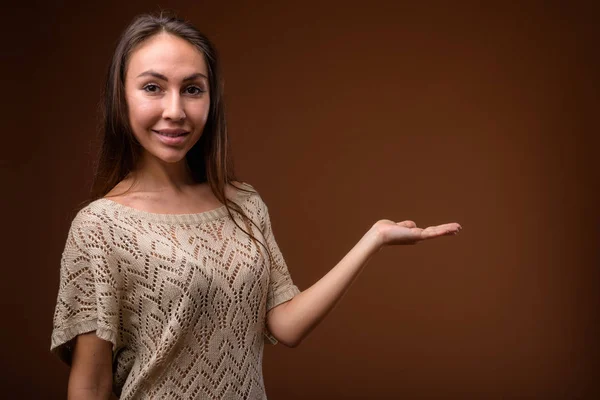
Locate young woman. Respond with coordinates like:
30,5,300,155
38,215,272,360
50,13,462,400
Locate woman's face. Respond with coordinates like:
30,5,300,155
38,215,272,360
124,32,210,165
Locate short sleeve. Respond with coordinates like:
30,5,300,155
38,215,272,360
256,196,301,344
50,209,120,365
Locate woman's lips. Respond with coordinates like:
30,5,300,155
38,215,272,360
152,129,190,146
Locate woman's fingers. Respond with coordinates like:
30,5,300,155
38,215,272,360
397,220,416,228
421,223,461,238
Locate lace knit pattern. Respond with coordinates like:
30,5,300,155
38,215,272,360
50,183,300,399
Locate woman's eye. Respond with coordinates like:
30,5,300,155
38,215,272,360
143,84,160,93
185,86,205,95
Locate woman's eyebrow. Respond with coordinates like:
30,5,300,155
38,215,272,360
136,70,208,82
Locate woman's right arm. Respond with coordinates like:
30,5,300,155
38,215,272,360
68,332,113,400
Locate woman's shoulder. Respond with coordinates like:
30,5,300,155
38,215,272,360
230,181,268,203
68,198,113,230
229,181,258,196
60,200,116,253
229,181,272,223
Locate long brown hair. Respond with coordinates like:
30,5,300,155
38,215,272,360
87,12,272,261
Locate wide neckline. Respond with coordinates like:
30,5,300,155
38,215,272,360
93,183,252,225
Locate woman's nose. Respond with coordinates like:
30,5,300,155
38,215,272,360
162,92,186,121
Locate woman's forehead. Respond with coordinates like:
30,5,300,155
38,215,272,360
127,33,208,79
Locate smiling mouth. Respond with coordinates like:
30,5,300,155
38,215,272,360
153,130,190,137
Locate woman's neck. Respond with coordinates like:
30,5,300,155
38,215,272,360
129,154,198,194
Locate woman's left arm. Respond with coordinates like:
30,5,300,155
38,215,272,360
266,219,462,347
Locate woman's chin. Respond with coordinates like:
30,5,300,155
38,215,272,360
151,150,188,164
162,156,187,164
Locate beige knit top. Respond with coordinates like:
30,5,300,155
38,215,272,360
50,182,300,399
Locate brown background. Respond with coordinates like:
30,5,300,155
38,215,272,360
3,1,598,399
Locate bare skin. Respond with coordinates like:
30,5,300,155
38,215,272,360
68,333,113,400
266,219,461,347
104,175,241,215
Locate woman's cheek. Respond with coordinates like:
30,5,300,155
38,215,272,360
197,99,211,123
131,98,160,126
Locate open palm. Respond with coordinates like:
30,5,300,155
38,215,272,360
374,219,462,246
